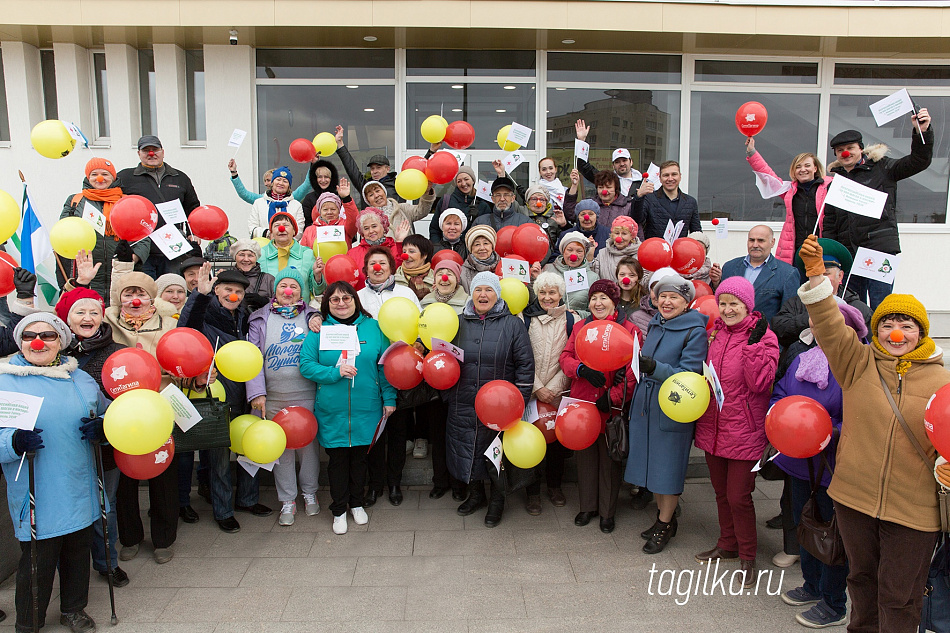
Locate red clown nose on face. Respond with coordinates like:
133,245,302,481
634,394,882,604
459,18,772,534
147,151,156,158
441,274,449,282
95,176,105,184
372,263,382,272
535,200,544,209
582,214,590,221
131,298,142,308
889,329,905,343
277,225,286,233
283,288,294,297
569,253,578,262
29,338,45,351
601,189,609,197
228,293,239,302
400,253,409,261
621,277,631,285
840,150,851,158
615,236,623,244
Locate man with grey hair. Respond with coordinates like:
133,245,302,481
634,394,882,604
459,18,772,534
714,225,799,322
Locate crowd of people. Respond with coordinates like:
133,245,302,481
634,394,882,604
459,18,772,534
0,105,946,633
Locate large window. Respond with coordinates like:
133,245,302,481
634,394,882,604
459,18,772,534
256,49,394,80
185,49,205,142
407,49,535,77
40,49,57,120
0,50,9,142
92,51,109,139
139,49,156,136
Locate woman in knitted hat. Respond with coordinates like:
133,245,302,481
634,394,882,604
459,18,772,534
559,197,610,259
428,167,491,244
798,236,950,632
361,179,435,238
460,225,498,292
155,274,187,318
422,260,468,315
59,157,149,300
693,276,779,588
594,215,640,283
230,239,275,308
432,208,470,258
627,272,708,555
564,169,633,229
227,158,313,206
247,166,306,239
299,186,359,249
560,279,640,533
259,211,325,301
540,231,601,318
523,185,564,261
347,207,410,291
300,160,342,229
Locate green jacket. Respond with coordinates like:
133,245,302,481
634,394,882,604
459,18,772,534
299,313,397,448
259,240,325,301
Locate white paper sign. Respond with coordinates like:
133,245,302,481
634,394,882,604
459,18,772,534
156,199,187,225
563,268,591,293
485,433,503,475
645,162,661,189
82,207,107,236
378,340,408,365
524,398,540,424
753,171,792,199
672,220,684,242
702,362,725,412
501,257,530,282
869,88,915,127
320,324,359,351
662,219,683,246
316,225,346,243
150,223,191,260
714,218,729,240
507,122,533,147
237,455,279,476
0,392,43,431
574,139,590,163
502,151,525,173
430,338,464,362
160,384,203,432
476,179,493,203
852,247,900,284
228,129,248,149
631,335,641,384
824,176,887,220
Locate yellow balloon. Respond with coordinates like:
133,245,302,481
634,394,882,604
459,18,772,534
503,420,547,469
0,190,21,243
187,380,226,402
313,241,348,261
243,419,287,464
395,169,429,201
215,340,264,383
378,296,420,344
312,132,337,158
104,390,175,455
499,277,529,315
49,217,97,259
658,371,711,423
30,120,76,159
253,236,271,248
417,302,459,349
421,115,448,144
496,125,520,152
229,414,261,455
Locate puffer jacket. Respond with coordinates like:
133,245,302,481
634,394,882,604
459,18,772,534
802,277,950,532
347,237,404,291
301,159,341,227
541,258,601,318
593,239,640,282
564,192,633,229
247,194,305,239
421,286,469,315
432,237,468,260
631,189,701,240
524,302,572,396
823,129,933,256
472,202,533,231
694,312,779,461
428,187,492,243
444,298,534,483
116,162,199,261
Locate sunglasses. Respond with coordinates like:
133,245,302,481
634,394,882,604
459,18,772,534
22,331,59,342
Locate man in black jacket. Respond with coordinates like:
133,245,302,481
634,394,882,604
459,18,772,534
116,135,201,279
823,108,933,309
631,161,701,240
333,125,401,204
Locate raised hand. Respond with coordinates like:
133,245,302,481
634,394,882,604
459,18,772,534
636,180,655,198
575,119,590,142
394,219,411,242
196,261,216,295
313,256,325,281
492,159,505,177
13,267,36,299
335,125,345,148
76,249,103,285
745,137,755,157
228,159,237,174
337,178,350,199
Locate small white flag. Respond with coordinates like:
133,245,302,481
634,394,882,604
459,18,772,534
485,434,503,475
869,89,916,127
714,218,729,240
824,176,887,220
631,335,641,383
524,398,540,424
574,139,590,163
506,122,532,147
228,129,248,149
663,219,676,245
156,199,187,225
645,162,661,189
502,151,525,173
476,179,492,203
82,207,107,236
61,121,88,147
448,151,467,165
430,338,464,362
149,224,191,260
564,268,590,293
501,257,530,282
702,362,725,412
852,247,899,284
317,225,346,243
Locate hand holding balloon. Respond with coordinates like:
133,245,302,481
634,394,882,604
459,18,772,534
745,137,755,157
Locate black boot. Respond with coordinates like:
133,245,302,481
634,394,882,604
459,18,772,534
631,486,654,510
643,516,677,554
640,511,663,540
484,483,505,528
457,481,487,516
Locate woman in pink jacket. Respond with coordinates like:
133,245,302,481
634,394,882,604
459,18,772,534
745,137,833,263
694,276,779,587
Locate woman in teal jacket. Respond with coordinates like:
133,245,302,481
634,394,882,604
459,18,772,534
258,211,326,301
299,281,396,535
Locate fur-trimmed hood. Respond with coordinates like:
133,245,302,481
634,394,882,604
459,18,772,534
0,354,79,379
827,143,888,171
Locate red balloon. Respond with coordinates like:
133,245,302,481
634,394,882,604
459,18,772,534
422,351,460,389
272,406,318,450
692,280,713,300
925,383,950,459
765,396,832,458
638,238,673,272
495,226,517,257
691,295,719,331
494,253,527,277
444,121,475,150
101,348,162,398
671,238,706,276
156,327,214,378
533,401,559,444
575,321,635,373
474,380,524,432
555,401,601,450
325,254,360,286
424,151,459,186
289,138,316,163
114,436,175,480
431,250,464,270
735,101,768,137
0,252,18,295
511,223,550,264
402,156,428,172
110,195,158,241
383,345,424,390
188,205,229,241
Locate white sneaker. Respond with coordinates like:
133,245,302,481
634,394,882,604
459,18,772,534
405,440,414,454
332,514,348,534
351,506,368,525
772,552,800,568
303,493,320,516
278,501,296,526
413,438,428,459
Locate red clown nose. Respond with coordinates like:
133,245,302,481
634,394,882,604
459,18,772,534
582,214,590,221
30,338,45,351
372,263,382,272
283,288,294,296
840,150,851,158
228,293,239,302
147,151,156,157
601,189,609,197
535,201,544,208
441,274,449,282
400,253,409,261
615,236,623,244
131,298,142,307
889,329,905,343
95,176,105,184
569,253,578,262
277,225,286,233
621,277,631,285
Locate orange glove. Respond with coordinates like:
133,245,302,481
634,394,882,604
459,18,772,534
798,235,825,278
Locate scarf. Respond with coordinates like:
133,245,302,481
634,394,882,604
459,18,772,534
271,298,306,319
795,346,830,390
470,252,499,269
81,187,124,237
267,199,288,222
402,261,430,278
363,236,387,247
366,276,396,294
333,312,360,326
276,243,292,270
872,334,937,376
538,178,566,207
434,286,456,303
121,306,157,330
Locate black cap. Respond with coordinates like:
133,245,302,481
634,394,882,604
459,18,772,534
178,256,206,276
214,268,250,289
490,176,517,194
829,130,863,150
367,154,390,167
137,135,163,150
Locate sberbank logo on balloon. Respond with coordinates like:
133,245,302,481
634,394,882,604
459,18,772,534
671,378,696,400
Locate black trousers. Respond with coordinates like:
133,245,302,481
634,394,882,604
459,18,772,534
526,440,572,495
16,525,92,630
780,475,800,555
367,408,409,490
423,399,463,491
326,446,368,517
117,454,179,549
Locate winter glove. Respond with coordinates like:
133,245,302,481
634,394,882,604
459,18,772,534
243,293,270,312
612,367,626,386
595,392,611,413
639,355,657,376
747,316,767,346
80,416,106,443
798,235,824,278
12,428,44,455
13,268,36,299
114,240,135,263
577,364,607,388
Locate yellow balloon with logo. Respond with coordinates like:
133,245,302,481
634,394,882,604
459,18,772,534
421,115,448,143
378,296,420,344
312,132,337,158
31,120,76,159
503,420,547,468
215,340,264,382
104,390,175,455
658,371,711,423
49,217,98,258
242,419,287,464
395,169,429,201
417,302,459,349
496,125,520,152
0,190,21,243
229,414,260,455
499,277,529,315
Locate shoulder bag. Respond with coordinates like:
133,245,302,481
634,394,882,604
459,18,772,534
172,391,232,452
605,374,629,462
796,452,848,567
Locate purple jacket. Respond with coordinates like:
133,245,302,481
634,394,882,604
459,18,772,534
563,192,633,229
245,303,320,402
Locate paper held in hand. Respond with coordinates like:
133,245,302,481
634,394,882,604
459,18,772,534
316,225,346,243
156,199,188,225
0,392,43,431
574,139,590,163
851,247,899,284
506,122,533,147
485,433,503,476
320,325,359,351
564,268,590,293
150,224,191,261
476,180,493,203
869,89,915,127
503,151,525,173
228,129,248,149
501,257,530,282
823,176,887,220
160,384,203,432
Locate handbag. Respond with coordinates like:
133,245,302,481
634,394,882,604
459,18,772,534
796,453,848,567
605,375,629,462
755,442,786,481
172,392,232,452
921,533,950,633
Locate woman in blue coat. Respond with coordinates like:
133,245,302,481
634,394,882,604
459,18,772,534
299,281,396,536
626,273,708,555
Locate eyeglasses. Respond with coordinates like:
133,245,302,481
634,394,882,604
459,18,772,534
492,192,515,200
22,331,59,342
329,296,354,305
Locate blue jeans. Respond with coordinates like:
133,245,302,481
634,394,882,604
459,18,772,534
177,450,211,507
177,448,234,520
91,467,120,572
847,275,893,312
789,476,849,615
236,463,261,508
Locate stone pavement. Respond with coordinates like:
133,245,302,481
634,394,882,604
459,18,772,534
0,477,813,632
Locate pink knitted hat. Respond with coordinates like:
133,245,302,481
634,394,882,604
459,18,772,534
357,206,390,235
611,215,638,235
715,276,755,312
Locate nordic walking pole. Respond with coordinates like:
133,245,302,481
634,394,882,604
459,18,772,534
27,451,38,633
92,421,118,625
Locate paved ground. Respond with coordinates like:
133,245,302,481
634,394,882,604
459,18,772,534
0,477,814,632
